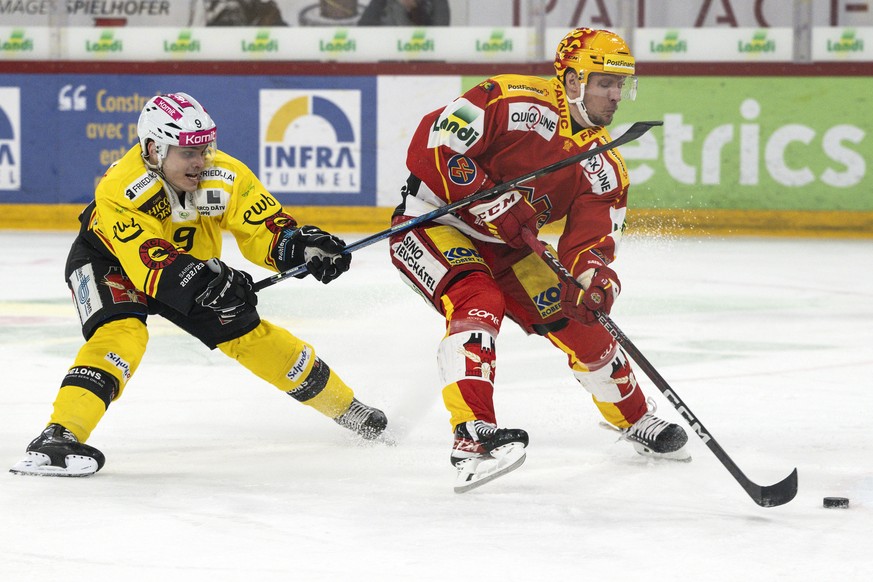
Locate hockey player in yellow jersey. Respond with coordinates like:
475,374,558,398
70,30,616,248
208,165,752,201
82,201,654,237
10,92,387,477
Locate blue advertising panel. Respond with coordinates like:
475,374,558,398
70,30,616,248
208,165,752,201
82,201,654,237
0,74,377,206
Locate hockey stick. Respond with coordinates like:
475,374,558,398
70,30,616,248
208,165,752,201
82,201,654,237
252,120,663,292
520,228,798,508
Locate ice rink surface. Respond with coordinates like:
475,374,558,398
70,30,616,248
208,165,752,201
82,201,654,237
1,229,871,581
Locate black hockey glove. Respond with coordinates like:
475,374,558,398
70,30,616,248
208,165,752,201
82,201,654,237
273,225,352,284
195,258,258,321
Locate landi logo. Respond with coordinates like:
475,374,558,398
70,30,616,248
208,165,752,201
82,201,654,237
0,29,33,53
0,87,22,190
398,30,434,53
164,30,201,54
476,30,513,53
320,29,356,53
650,30,687,54
738,30,775,53
827,29,864,53
86,30,122,53
259,89,362,193
243,30,278,52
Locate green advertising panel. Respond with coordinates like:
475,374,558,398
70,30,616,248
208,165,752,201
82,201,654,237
462,75,873,211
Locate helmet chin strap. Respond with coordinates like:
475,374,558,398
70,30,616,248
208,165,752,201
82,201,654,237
568,85,596,128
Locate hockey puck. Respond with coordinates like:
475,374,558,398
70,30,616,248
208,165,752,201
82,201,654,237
823,497,849,509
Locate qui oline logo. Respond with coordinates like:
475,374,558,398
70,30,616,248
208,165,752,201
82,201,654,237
259,90,361,193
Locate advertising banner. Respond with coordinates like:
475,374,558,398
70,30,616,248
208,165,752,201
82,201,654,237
610,77,872,211
0,74,376,207
455,74,872,212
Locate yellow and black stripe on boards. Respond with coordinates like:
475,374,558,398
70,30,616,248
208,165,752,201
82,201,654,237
1,204,871,239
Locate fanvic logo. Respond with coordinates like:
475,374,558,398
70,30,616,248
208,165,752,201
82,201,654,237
446,154,476,185
532,285,561,317
0,88,21,190
260,90,361,193
663,389,711,443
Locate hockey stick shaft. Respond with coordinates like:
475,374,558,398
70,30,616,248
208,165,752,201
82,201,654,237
520,228,798,507
252,120,663,292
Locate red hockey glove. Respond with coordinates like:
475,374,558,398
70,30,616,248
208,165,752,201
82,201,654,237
560,262,621,326
468,190,539,248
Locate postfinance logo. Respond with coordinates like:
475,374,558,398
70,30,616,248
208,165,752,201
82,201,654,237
259,90,361,193
0,87,21,190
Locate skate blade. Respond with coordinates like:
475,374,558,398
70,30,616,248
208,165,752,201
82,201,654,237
599,422,692,463
453,442,527,494
632,443,692,463
9,451,99,477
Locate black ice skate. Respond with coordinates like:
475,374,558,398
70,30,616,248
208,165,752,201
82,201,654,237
9,424,105,477
334,398,388,440
622,407,691,462
451,420,529,493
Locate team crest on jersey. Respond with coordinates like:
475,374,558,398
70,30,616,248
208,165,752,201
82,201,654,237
264,212,296,234
446,154,477,186
102,267,147,305
139,238,178,270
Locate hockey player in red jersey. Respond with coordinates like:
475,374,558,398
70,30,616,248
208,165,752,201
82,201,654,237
389,28,689,492
10,92,387,477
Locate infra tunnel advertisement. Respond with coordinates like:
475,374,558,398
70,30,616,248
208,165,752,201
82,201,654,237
0,74,377,207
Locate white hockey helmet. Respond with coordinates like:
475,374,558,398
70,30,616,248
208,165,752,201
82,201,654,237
137,92,216,170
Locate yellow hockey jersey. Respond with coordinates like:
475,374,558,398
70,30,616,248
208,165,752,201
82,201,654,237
80,144,295,315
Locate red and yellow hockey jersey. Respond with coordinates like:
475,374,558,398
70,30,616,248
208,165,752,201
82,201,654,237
80,144,294,315
403,73,630,277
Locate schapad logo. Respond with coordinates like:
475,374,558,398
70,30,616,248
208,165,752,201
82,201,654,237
0,87,21,190
259,90,361,193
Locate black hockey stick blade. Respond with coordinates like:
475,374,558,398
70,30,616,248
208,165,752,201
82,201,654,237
520,227,799,508
747,468,798,507
253,120,662,291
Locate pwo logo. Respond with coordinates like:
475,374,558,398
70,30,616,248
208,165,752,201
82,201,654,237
0,87,21,190
259,89,361,194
